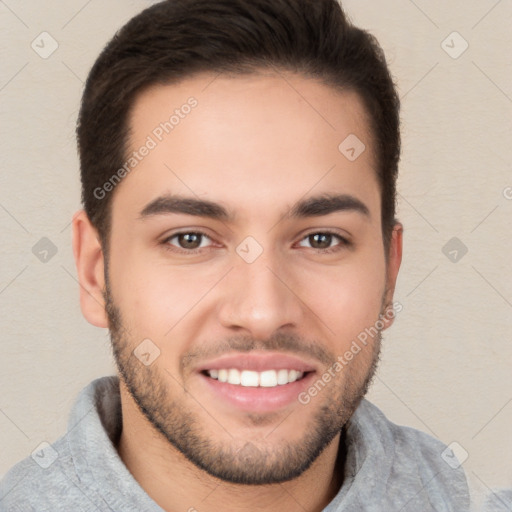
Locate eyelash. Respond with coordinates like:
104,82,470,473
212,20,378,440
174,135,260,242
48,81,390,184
161,230,351,255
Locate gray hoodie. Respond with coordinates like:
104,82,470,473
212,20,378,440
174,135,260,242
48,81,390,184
0,376,471,511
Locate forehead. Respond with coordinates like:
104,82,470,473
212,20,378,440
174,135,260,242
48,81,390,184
115,71,379,222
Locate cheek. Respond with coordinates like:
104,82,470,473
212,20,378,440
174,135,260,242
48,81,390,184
295,253,386,346
109,247,222,340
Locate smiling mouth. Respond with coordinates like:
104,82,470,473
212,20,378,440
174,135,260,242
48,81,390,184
202,368,312,388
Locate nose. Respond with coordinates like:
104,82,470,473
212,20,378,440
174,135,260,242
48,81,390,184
216,251,304,340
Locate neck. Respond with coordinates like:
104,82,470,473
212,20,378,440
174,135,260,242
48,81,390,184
117,384,345,512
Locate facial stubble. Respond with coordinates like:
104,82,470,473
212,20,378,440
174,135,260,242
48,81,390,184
104,283,383,485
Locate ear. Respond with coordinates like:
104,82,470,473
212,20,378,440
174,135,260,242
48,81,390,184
72,210,108,328
381,222,403,330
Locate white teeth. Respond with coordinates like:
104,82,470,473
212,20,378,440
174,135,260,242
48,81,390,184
288,370,299,383
240,370,259,387
277,369,289,385
228,368,241,385
206,368,305,387
259,370,278,387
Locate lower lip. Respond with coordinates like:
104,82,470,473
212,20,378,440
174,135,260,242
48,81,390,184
199,372,316,413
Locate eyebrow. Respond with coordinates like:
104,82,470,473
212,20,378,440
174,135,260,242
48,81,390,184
287,193,370,219
140,195,230,220
139,193,370,222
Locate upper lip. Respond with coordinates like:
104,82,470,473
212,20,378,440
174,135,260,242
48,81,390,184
196,352,318,373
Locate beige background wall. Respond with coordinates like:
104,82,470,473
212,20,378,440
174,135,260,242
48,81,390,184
1,0,511,508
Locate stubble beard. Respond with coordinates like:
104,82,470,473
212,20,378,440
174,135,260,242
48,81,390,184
104,284,382,485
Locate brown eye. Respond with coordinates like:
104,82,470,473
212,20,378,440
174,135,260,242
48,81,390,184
165,232,211,250
308,233,333,249
178,233,202,249
297,232,349,252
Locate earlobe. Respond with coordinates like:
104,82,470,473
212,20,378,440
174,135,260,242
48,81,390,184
382,222,403,330
72,210,109,328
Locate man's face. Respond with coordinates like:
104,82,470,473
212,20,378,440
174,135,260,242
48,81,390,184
102,72,400,484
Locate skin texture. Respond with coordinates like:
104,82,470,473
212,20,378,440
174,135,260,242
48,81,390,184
73,71,403,512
